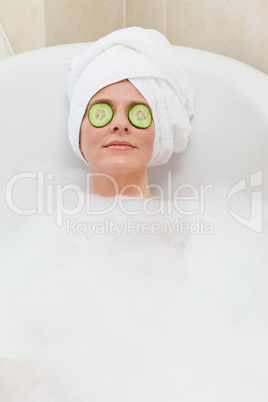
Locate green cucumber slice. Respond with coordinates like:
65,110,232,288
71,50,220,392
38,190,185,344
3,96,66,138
88,103,113,127
128,104,152,129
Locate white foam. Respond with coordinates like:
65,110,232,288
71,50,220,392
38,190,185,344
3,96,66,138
0,179,268,401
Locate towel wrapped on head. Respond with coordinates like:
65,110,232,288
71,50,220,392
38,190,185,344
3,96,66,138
68,26,194,167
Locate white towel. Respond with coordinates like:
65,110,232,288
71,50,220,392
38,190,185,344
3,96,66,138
68,26,194,167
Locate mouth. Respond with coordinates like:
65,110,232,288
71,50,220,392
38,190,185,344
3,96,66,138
104,140,137,150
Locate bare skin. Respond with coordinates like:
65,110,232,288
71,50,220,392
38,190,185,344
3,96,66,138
79,80,155,198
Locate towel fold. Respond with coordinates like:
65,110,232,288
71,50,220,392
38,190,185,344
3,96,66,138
68,26,194,167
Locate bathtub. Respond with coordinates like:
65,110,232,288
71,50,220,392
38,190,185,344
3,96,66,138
0,44,268,401
0,43,267,196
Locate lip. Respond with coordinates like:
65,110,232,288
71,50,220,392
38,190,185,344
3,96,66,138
104,140,137,150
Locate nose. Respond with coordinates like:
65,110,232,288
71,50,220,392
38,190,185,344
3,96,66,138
110,109,131,134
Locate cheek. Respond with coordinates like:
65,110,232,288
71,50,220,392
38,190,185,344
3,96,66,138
80,119,99,150
145,124,155,151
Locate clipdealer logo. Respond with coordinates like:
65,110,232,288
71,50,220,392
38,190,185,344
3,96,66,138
5,171,214,226
5,170,264,233
227,170,263,232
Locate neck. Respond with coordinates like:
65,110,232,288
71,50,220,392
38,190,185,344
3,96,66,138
88,168,153,198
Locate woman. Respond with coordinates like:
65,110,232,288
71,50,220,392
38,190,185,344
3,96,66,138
79,79,155,198
68,26,194,198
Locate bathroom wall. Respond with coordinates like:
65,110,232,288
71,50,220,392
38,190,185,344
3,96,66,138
166,0,268,76
44,0,123,45
0,0,267,74
0,0,45,53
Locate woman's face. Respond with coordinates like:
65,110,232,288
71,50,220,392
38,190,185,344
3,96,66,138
79,79,155,174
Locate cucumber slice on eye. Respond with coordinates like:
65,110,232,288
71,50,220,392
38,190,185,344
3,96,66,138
128,104,152,129
88,103,113,127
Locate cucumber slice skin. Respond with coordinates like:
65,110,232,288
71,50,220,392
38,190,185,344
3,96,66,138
88,103,114,128
128,104,152,129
